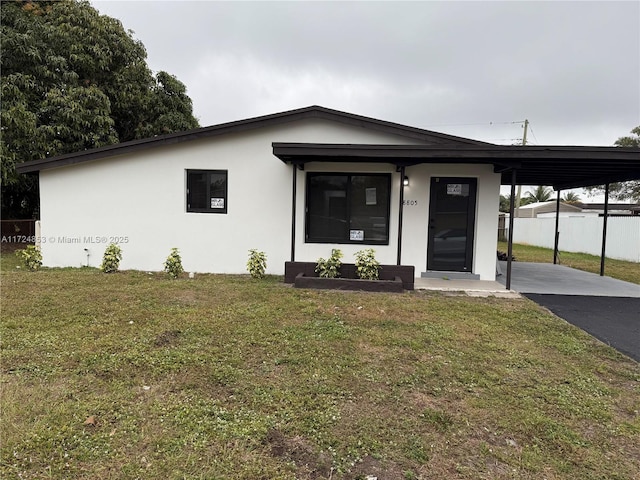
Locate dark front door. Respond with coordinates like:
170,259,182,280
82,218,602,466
427,177,477,272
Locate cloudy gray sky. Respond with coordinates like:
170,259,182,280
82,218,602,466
92,0,639,149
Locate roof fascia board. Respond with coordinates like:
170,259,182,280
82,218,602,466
272,142,639,189
272,142,640,161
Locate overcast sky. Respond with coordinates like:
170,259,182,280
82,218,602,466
91,1,639,199
91,1,639,144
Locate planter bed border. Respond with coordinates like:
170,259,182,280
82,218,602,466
294,273,405,293
284,261,414,291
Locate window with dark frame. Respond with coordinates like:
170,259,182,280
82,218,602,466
186,170,228,213
306,173,391,244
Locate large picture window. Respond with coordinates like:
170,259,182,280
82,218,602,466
306,173,391,244
186,170,228,213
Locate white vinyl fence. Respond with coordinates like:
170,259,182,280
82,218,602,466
510,216,640,262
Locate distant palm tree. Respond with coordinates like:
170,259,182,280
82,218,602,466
499,194,511,212
562,191,581,204
525,186,554,203
500,193,534,211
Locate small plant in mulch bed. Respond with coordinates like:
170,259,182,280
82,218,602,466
164,248,184,279
315,248,343,278
15,245,42,271
497,250,516,261
247,249,267,279
354,248,381,280
101,243,122,273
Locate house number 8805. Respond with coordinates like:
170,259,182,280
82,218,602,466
403,200,418,206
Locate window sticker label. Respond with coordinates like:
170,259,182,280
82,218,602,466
447,184,462,195
365,187,377,205
210,198,225,209
447,184,469,196
350,230,364,241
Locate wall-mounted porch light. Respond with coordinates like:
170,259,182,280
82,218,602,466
403,175,410,187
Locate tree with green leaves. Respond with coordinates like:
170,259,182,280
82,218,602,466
524,185,554,203
562,191,581,204
500,192,536,212
584,126,640,202
1,0,200,218
499,194,511,213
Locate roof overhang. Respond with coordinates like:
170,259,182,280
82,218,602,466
15,105,487,175
272,143,640,190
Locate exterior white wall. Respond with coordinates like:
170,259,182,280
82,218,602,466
399,163,501,280
39,116,502,279
512,216,640,262
38,118,426,274
292,162,501,280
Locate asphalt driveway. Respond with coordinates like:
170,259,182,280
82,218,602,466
524,294,640,362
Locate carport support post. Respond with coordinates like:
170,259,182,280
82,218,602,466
553,189,561,264
600,183,610,276
397,166,405,265
290,164,297,262
506,169,517,290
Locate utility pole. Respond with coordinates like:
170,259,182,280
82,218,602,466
514,119,529,218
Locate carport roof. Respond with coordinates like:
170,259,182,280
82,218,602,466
272,143,640,190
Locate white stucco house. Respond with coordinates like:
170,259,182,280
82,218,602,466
17,106,640,283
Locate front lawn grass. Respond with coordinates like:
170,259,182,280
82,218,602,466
1,259,639,479
498,241,640,285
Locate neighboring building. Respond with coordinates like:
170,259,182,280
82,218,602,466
515,201,583,218
580,203,640,216
16,106,640,282
518,201,640,218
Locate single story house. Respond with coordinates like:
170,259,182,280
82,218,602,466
16,106,640,283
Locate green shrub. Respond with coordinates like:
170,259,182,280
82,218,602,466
15,245,42,271
101,243,122,273
315,248,343,278
164,248,184,279
355,248,380,280
247,249,267,278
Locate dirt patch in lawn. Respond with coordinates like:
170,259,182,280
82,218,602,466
265,429,408,479
153,329,181,347
348,455,406,479
265,429,332,479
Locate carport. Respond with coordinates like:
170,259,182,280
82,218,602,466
493,147,640,360
488,145,640,289
274,143,639,288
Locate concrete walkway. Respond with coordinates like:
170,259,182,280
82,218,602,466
496,261,640,297
413,277,519,298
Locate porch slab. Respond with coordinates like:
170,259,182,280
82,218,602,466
413,277,519,298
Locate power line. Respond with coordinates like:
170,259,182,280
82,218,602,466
490,138,524,143
421,120,522,128
422,118,542,144
528,123,540,145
